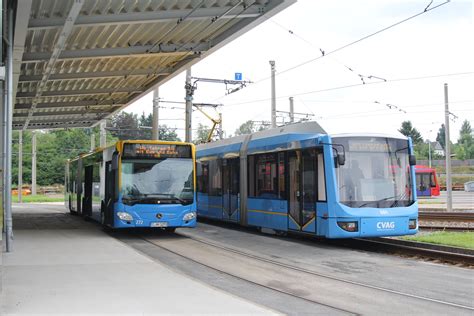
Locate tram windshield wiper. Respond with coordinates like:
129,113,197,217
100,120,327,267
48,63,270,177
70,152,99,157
358,195,403,208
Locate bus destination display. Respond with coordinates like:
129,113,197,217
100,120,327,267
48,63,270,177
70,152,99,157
123,143,191,159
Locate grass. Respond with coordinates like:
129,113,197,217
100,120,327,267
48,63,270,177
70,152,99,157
403,231,474,249
418,200,444,204
438,175,474,187
13,195,65,203
434,165,474,174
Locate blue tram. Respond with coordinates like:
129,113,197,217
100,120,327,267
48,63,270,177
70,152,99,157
196,122,418,238
65,140,197,230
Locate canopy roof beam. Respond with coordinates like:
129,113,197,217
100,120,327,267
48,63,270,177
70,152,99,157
23,0,84,130
19,68,171,82
28,6,263,30
22,44,205,63
15,101,124,110
16,87,142,98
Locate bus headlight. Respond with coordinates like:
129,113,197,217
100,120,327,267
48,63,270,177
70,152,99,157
183,212,196,221
337,221,358,232
117,212,133,221
409,219,417,229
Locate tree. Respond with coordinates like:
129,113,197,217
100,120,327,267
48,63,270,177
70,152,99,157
158,125,180,141
436,124,446,150
235,120,256,135
194,123,211,144
456,120,474,159
398,121,422,144
109,111,141,140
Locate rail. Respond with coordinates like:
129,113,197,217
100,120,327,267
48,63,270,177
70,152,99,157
419,211,474,222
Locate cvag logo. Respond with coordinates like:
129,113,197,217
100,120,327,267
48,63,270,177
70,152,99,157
377,221,395,230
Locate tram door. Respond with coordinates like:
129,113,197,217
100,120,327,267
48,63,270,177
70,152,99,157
222,158,239,221
288,150,316,232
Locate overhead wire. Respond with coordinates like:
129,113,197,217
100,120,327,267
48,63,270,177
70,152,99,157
255,0,451,83
222,71,474,107
210,0,452,104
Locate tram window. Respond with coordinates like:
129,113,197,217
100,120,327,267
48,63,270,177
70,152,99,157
278,152,286,199
208,159,222,196
253,153,283,199
317,152,326,201
197,161,209,193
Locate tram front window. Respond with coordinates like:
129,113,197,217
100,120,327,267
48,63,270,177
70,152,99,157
333,136,414,208
121,158,194,205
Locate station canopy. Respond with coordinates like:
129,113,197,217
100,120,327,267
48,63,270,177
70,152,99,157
12,0,294,130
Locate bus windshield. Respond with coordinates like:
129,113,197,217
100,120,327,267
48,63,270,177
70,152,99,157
121,158,194,205
333,136,414,208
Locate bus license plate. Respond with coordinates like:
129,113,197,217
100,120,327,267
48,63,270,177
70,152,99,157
151,222,168,227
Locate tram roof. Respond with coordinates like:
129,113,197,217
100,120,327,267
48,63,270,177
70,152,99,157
11,0,295,130
197,121,327,157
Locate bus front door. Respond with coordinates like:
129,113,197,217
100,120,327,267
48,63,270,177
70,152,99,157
103,161,116,226
288,150,316,232
222,158,239,221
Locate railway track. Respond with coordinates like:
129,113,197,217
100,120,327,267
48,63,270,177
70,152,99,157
418,211,474,231
349,238,474,266
137,231,474,314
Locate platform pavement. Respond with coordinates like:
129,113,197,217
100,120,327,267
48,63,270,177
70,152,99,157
418,191,474,211
1,204,276,315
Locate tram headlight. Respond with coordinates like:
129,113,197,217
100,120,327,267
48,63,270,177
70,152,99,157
409,219,417,229
337,221,358,232
117,212,133,221
183,212,196,221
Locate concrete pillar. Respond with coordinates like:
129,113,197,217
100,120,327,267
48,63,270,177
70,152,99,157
218,113,223,140
90,128,95,151
289,97,294,123
444,83,452,212
31,132,37,195
185,69,193,143
100,121,106,147
152,88,159,140
270,60,276,128
18,131,22,203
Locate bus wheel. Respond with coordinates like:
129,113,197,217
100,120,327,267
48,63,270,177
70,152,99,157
165,227,176,233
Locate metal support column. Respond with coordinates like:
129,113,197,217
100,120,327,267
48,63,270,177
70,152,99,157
444,83,452,212
31,132,37,195
18,131,22,203
4,4,14,251
269,60,276,128
152,88,160,140
289,97,294,123
1,80,4,230
100,120,106,147
185,68,193,142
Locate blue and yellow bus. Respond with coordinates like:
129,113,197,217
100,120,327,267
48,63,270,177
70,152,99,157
196,122,418,238
65,140,197,231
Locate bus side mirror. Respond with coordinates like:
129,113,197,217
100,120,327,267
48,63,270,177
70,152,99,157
337,153,345,166
409,155,416,166
112,152,119,170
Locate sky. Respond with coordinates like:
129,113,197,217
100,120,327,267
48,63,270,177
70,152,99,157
126,0,473,142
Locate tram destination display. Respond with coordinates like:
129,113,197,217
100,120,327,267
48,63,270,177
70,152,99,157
122,143,191,159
